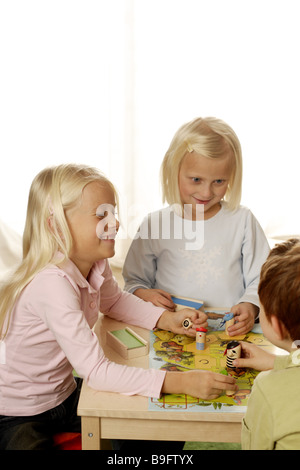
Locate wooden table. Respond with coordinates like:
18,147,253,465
77,314,248,450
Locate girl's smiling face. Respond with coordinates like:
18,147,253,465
178,152,233,220
66,181,119,277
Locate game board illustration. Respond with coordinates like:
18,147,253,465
149,310,274,413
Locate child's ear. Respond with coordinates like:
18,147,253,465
270,315,289,340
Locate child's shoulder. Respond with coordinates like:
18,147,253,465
222,201,252,216
27,262,79,294
217,202,255,223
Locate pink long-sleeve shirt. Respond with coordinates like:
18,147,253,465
0,258,166,416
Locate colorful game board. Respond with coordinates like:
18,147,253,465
149,310,274,413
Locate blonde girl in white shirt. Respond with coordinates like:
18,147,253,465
123,117,269,335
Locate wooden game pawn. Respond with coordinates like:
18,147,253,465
196,327,207,350
182,318,192,329
224,312,235,336
220,369,236,397
226,381,236,397
224,340,241,396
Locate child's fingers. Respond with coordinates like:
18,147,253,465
203,374,237,399
238,340,256,354
186,310,208,325
216,373,237,390
183,370,237,400
157,296,175,310
148,290,176,310
227,322,247,336
181,310,208,336
195,311,208,324
232,341,275,371
227,316,253,336
156,290,175,307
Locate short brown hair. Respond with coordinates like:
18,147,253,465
258,238,300,342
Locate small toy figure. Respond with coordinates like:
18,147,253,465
182,318,192,329
196,327,207,350
222,341,242,397
225,340,241,369
220,312,235,335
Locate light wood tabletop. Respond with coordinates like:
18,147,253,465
78,314,247,450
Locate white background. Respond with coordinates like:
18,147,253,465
1,0,300,264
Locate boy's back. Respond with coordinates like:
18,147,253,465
242,353,300,449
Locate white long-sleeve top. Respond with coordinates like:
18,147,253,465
0,257,166,416
123,203,270,308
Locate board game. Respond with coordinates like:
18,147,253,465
149,310,274,413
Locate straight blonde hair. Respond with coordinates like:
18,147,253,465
161,117,243,211
0,163,118,340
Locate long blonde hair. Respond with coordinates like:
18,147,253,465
0,163,117,340
161,117,243,211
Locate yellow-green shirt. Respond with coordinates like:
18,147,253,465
242,352,300,449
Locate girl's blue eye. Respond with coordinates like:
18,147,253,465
192,177,201,182
215,179,224,184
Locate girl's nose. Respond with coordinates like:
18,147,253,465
106,220,119,232
104,213,119,232
96,207,119,239
199,183,212,199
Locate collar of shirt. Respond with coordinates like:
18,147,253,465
274,350,300,370
52,252,106,295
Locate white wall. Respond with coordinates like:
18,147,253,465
1,0,300,256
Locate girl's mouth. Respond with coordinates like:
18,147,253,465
100,231,117,240
193,197,211,205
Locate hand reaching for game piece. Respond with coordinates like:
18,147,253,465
226,302,258,336
162,369,238,400
232,341,276,371
156,308,208,337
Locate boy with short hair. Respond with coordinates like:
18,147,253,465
235,239,300,449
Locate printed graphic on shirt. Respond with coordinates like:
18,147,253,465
178,245,224,288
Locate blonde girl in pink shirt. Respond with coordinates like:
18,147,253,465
0,164,236,450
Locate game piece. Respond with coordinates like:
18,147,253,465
182,318,192,329
196,327,207,350
224,340,243,396
225,312,235,335
225,340,241,369
106,327,149,359
220,312,235,335
221,368,237,397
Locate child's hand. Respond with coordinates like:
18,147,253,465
232,341,276,371
162,370,237,400
156,308,208,336
227,302,258,336
134,288,175,311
